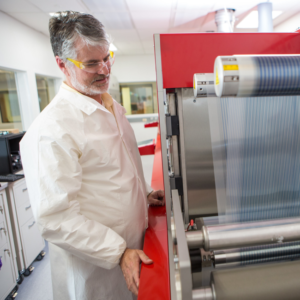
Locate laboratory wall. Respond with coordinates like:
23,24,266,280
0,11,63,130
112,54,156,83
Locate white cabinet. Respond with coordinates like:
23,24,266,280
20,217,44,267
0,187,18,300
6,179,45,273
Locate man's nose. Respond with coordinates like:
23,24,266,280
97,63,110,75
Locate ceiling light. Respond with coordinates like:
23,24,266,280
237,11,282,28
109,43,118,51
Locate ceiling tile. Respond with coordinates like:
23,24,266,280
135,29,164,41
130,11,170,30
126,0,172,12
9,12,50,34
28,0,87,13
93,12,133,29
83,0,128,13
176,1,213,11
174,10,207,27
107,29,140,43
0,0,41,12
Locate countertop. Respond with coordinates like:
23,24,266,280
0,182,8,191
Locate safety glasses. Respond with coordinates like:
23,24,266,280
67,51,115,73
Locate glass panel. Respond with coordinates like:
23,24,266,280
0,69,23,132
119,82,158,115
36,75,56,112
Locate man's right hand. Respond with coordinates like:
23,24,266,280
120,248,153,296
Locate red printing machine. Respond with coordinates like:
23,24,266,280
138,32,300,300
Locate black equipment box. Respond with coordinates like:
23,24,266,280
0,132,25,175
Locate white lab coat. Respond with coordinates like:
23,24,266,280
20,84,152,300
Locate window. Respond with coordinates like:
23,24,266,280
36,75,57,112
120,82,158,115
0,69,23,131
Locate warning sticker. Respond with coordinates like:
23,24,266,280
216,69,219,85
223,64,239,71
193,78,196,89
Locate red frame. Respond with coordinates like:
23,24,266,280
160,33,300,89
139,32,300,300
138,133,170,300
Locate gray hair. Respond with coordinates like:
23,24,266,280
49,11,110,63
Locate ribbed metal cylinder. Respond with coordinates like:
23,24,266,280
214,55,300,98
214,241,300,267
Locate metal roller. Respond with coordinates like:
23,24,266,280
194,260,300,300
214,55,300,97
211,260,300,300
186,217,300,250
214,241,300,268
192,287,213,300
195,216,227,230
193,73,216,98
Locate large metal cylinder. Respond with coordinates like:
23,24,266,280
186,217,300,250
214,55,300,98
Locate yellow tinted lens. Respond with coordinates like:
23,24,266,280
110,51,114,58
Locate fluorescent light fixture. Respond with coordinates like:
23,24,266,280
237,11,282,28
109,43,118,51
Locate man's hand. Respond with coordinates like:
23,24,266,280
147,190,165,206
120,248,153,296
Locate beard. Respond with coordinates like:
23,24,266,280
69,68,110,96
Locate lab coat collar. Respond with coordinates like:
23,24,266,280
60,82,111,116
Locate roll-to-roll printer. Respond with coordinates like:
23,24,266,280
138,32,300,300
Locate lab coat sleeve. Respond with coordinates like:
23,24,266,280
22,131,126,270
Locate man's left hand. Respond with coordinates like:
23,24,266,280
147,190,165,206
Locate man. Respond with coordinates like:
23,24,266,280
20,11,164,300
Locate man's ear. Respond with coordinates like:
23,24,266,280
55,56,70,77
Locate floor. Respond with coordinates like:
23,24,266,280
16,242,53,300
14,155,154,300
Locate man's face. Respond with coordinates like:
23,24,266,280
67,40,111,96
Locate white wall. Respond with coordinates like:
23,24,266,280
112,54,156,83
274,12,300,32
0,11,63,130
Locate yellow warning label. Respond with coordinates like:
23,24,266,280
216,69,219,85
193,78,196,90
223,64,239,71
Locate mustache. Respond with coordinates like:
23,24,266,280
92,74,109,82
